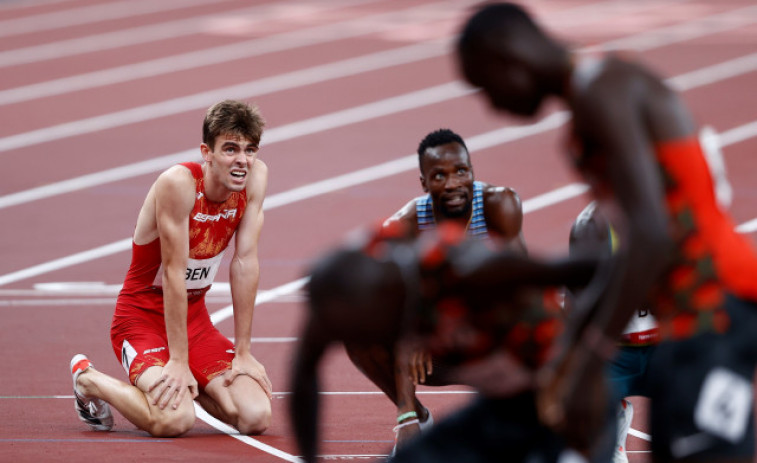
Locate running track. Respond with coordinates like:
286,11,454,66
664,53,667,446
1,0,756,461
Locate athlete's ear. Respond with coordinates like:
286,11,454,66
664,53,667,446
200,143,211,162
420,175,428,193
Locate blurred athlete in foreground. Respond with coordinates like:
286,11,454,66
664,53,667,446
70,100,272,437
456,3,757,461
290,223,606,462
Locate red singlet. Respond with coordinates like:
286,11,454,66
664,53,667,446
653,137,757,338
111,162,248,386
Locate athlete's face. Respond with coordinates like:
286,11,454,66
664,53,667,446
460,49,544,117
420,142,475,219
202,133,258,194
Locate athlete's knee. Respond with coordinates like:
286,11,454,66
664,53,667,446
236,399,271,435
146,405,196,437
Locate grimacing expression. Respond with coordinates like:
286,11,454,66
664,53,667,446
460,49,544,117
420,142,475,219
203,133,259,193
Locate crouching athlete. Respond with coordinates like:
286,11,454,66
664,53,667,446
290,223,611,462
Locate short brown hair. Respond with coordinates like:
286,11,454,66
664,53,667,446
202,100,265,150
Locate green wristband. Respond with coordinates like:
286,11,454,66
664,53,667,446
397,411,418,424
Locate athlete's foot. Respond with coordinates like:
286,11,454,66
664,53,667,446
391,407,433,456
418,407,434,432
70,354,114,431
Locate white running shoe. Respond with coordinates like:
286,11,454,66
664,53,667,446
419,408,433,432
613,399,634,463
71,354,113,431
390,408,433,457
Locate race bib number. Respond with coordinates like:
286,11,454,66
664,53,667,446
152,251,225,290
694,367,752,443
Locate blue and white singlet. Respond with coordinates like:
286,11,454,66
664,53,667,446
415,180,488,239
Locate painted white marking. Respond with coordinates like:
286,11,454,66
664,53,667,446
0,82,472,210
736,219,757,234
209,277,309,324
584,4,757,54
629,428,653,441
4,3,757,153
6,30,757,213
34,389,477,400
250,337,298,343
0,39,448,154
193,403,302,462
312,455,387,460
670,52,757,92
272,390,475,396
0,0,475,105
0,0,233,39
0,298,117,307
0,0,79,11
1,24,756,287
0,238,132,287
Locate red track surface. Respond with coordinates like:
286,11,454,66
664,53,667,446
1,0,756,462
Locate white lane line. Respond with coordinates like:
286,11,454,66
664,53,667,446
2,113,757,288
0,0,379,68
273,391,475,396
4,8,757,208
0,0,475,105
4,1,757,152
630,428,653,442
42,389,476,400
670,52,757,91
0,81,473,210
584,4,757,53
313,454,388,459
0,38,448,154
209,277,310,324
0,0,234,38
736,219,757,234
0,114,570,287
0,0,78,11
0,82,473,209
0,238,132,287
0,296,233,307
194,404,302,462
0,0,722,80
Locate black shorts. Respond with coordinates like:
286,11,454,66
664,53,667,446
648,295,757,462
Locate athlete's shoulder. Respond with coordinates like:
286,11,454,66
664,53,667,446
383,198,418,233
246,159,269,202
155,164,196,193
482,184,521,208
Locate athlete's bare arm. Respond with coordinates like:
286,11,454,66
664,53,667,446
225,159,273,397
570,65,679,345
382,199,420,237
383,200,429,385
291,315,330,463
482,184,527,254
539,65,683,443
150,165,200,409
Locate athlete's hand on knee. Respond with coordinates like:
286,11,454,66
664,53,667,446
149,359,199,410
224,353,273,400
